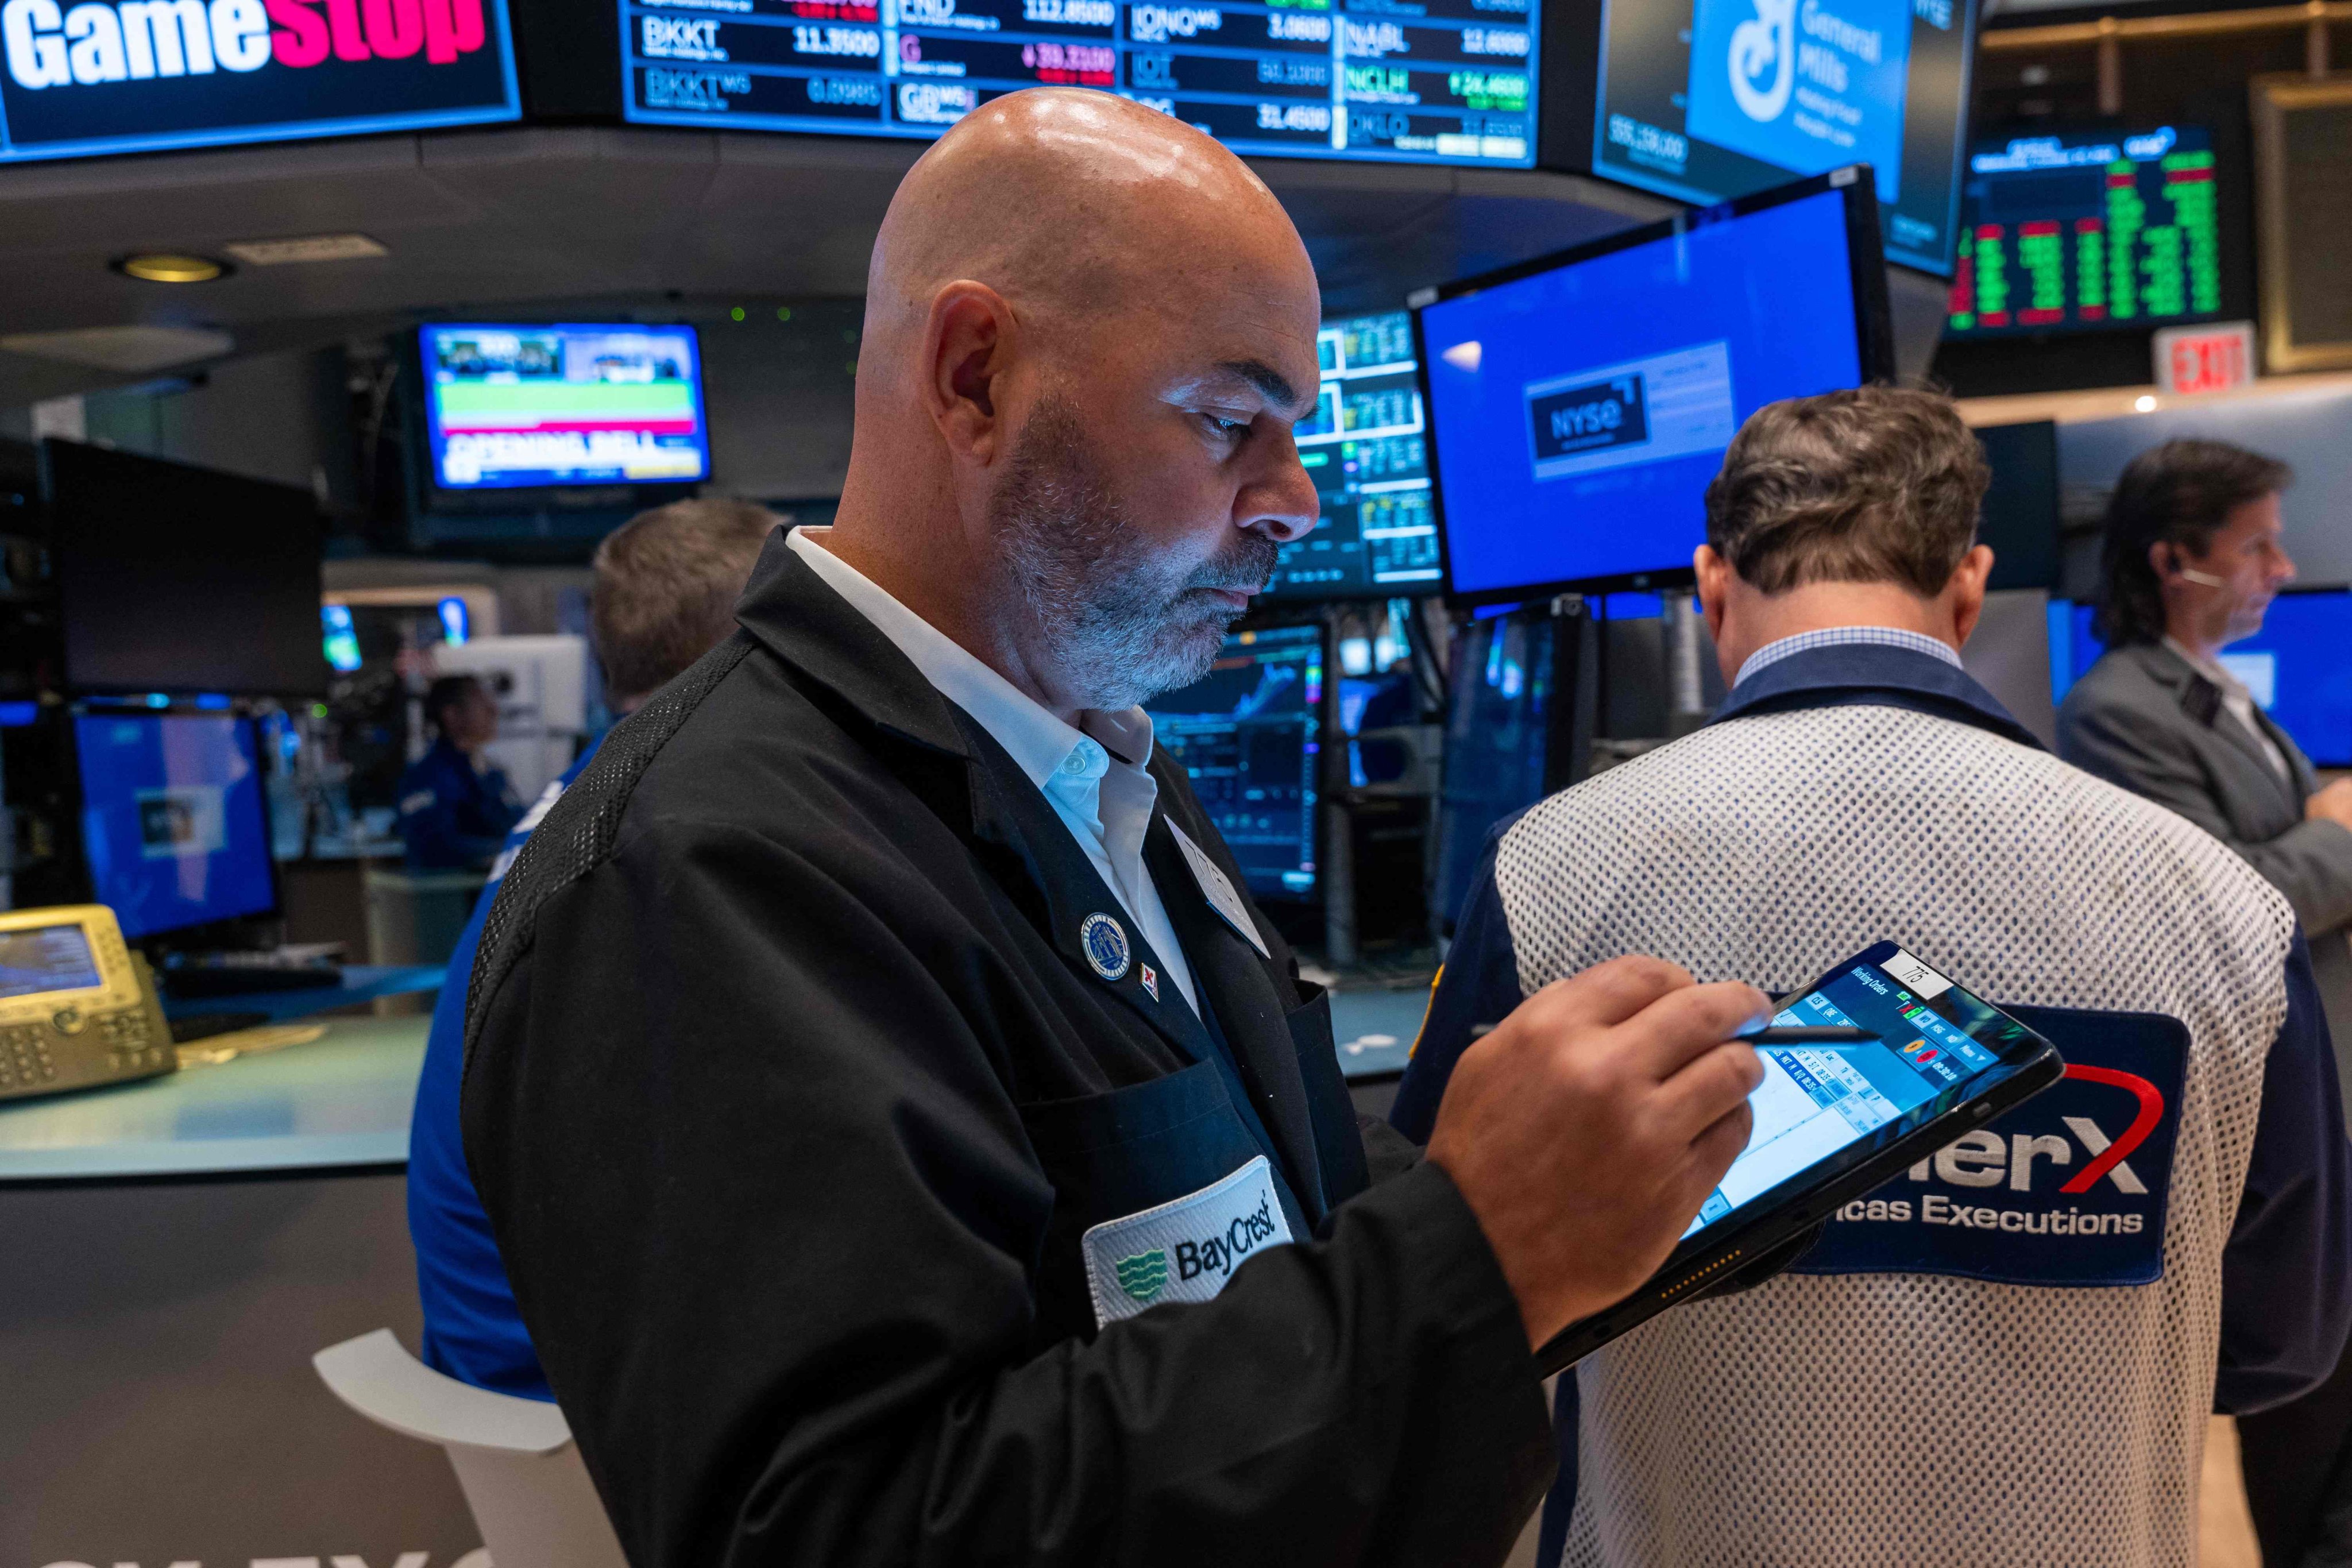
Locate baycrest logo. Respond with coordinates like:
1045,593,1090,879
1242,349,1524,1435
1727,0,1795,121
1114,1249,1168,1304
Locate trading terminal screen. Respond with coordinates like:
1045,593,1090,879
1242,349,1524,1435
616,0,1539,166
1948,126,2223,338
1266,311,1445,601
1146,625,1322,899
1585,0,1978,272
1688,948,2000,1237
1419,184,1869,598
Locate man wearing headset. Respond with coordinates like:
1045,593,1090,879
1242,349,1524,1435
2059,437,2352,1567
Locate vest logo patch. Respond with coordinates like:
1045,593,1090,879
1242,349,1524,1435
1114,1249,1169,1304
1794,1007,2188,1288
1082,1154,1293,1328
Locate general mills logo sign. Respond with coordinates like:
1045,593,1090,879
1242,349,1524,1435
0,0,515,163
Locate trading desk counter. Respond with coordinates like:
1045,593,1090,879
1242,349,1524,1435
0,1013,430,1182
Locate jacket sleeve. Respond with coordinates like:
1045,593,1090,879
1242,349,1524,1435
2061,692,2352,937
2217,932,2352,1415
1388,835,1527,1146
464,817,1552,1568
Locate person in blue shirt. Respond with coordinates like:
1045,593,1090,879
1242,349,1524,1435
407,496,783,1399
396,676,525,871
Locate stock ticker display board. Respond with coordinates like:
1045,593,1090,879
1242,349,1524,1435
617,0,1538,165
1264,310,1444,600
1948,126,2223,337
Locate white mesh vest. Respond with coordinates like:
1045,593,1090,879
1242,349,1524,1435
1491,701,2294,1568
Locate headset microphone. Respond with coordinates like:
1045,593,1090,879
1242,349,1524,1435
2179,567,2229,588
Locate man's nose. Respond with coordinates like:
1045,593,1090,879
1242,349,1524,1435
1243,449,1319,545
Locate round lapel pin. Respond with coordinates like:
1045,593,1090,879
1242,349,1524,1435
1080,912,1131,983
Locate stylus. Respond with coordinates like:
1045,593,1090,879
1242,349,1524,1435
1736,1025,1879,1044
1465,1022,1878,1044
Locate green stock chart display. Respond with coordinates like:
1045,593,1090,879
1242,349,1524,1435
1947,125,2222,337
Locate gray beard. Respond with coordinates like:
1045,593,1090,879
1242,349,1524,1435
991,397,1279,711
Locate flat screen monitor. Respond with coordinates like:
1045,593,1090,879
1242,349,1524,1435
2050,591,2352,767
1145,624,1323,900
1579,0,1978,273
74,713,278,942
1418,170,1893,604
1267,311,1445,601
1947,126,2223,338
616,0,1539,167
419,323,710,491
1976,419,2060,592
47,441,327,697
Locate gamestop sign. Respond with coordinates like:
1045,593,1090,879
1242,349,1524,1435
0,0,517,163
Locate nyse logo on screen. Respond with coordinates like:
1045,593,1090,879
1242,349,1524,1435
0,0,516,163
1528,375,1650,464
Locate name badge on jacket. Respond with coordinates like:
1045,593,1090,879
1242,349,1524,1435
1167,818,1272,959
1082,1155,1293,1327
1794,1007,2188,1287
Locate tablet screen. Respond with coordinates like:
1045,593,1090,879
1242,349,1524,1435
1685,947,2010,1237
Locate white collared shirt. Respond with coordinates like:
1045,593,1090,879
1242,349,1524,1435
1732,625,1964,689
786,527,1200,1014
2164,636,2289,780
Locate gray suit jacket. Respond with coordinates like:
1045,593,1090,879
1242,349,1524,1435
2060,640,2352,1109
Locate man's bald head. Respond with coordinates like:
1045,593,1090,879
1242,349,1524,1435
825,89,1324,721
863,88,1312,368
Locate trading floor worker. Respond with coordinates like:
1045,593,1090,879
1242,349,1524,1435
1396,388,2352,1568
2058,440,2352,1568
408,497,781,1400
461,88,1772,1568
396,673,524,871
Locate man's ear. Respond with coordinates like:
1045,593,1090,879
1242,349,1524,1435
922,281,1014,466
1948,543,1995,647
1693,544,1732,642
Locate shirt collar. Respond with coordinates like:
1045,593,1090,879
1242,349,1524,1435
1712,636,2045,752
1733,625,1964,689
785,527,1155,790
2161,635,2252,703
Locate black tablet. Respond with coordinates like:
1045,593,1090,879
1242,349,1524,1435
1535,941,2064,1376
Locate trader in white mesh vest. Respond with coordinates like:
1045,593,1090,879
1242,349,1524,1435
1392,385,2352,1568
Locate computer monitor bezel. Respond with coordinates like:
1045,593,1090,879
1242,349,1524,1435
1414,167,1899,609
67,706,285,949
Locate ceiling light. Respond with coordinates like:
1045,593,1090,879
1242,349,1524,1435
114,252,230,284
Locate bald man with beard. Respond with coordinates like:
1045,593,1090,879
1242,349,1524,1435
462,89,1768,1567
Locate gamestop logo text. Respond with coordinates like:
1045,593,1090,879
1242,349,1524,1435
5,0,490,90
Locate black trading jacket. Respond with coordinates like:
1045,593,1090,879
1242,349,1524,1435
461,534,1552,1568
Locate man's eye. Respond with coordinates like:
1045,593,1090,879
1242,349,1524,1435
1202,414,1249,439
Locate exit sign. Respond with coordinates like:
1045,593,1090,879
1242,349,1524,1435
2153,321,2257,396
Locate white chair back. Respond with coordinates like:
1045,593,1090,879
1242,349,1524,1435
314,1328,629,1568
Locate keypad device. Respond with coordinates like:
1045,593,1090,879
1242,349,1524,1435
0,905,176,1104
